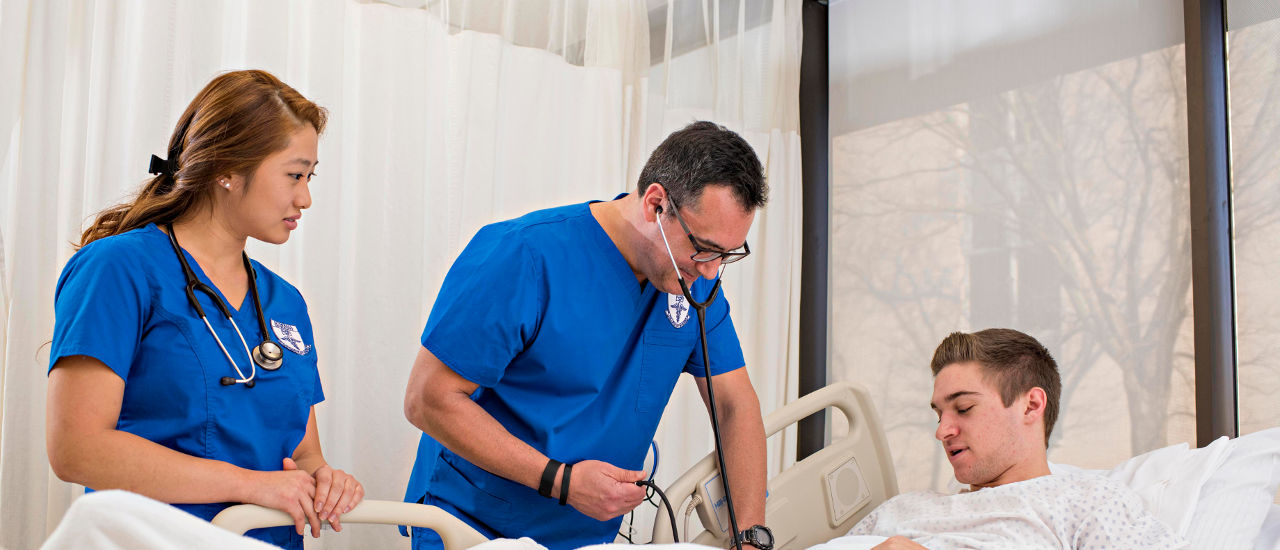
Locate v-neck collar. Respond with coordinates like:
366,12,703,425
583,196,658,305
148,223,250,315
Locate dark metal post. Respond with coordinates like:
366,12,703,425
798,0,830,460
1183,0,1238,445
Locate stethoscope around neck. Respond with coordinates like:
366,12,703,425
165,224,283,388
653,203,742,550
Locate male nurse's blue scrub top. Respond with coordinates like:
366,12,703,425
50,224,324,550
404,198,746,550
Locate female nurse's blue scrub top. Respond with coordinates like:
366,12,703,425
404,198,746,550
50,224,324,550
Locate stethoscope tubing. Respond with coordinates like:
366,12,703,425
165,224,282,387
656,211,743,550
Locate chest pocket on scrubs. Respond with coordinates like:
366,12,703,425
638,329,696,413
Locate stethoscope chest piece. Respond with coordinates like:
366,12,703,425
166,224,285,387
254,341,284,370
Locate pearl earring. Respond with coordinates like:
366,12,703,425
220,180,230,189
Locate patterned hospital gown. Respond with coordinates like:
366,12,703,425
849,473,1187,549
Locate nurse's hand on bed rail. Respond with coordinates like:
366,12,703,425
312,463,364,531
561,460,648,521
245,458,323,537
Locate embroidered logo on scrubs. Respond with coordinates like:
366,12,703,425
271,320,312,355
665,294,690,329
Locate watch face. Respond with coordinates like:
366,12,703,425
754,526,773,546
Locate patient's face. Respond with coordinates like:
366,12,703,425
931,362,1035,489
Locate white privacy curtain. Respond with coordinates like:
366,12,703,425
0,1,803,548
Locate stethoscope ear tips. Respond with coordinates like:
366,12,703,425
254,342,284,370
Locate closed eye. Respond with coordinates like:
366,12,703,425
958,406,972,415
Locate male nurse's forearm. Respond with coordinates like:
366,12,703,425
403,346,648,520
403,346,551,490
722,394,767,529
698,369,767,529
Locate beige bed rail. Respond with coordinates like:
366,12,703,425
210,499,488,549
651,381,899,550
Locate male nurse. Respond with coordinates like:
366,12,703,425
404,121,771,550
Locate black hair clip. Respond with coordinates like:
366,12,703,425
148,154,179,176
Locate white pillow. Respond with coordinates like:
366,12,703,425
1186,428,1280,550
1050,427,1280,547
1255,505,1280,550
1050,436,1231,535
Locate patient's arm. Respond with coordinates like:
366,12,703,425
871,536,927,549
46,355,323,536
695,368,767,537
403,346,648,521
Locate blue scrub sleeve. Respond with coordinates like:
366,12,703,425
311,355,325,405
421,226,542,387
683,282,746,378
304,312,325,405
50,239,151,378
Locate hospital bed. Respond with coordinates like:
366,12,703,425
647,382,896,548
209,381,1280,549
210,382,897,549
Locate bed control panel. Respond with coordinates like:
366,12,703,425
823,455,872,526
698,472,731,533
659,383,898,549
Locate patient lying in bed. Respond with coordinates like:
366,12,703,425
845,472,1179,549
836,329,1186,550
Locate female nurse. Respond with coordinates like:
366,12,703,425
46,70,362,549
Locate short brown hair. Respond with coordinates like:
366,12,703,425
636,121,767,212
930,328,1062,447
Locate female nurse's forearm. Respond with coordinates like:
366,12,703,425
49,426,259,504
48,356,266,506
290,409,328,475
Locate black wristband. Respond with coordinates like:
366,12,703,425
558,462,574,506
539,459,562,498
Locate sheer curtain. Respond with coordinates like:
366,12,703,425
0,1,802,548
828,0,1193,494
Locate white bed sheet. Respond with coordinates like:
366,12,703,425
468,539,732,550
802,535,889,550
40,491,277,550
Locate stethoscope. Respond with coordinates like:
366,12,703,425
165,224,283,388
654,204,742,550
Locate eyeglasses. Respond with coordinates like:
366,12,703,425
666,194,751,264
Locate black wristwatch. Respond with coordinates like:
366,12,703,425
736,525,774,550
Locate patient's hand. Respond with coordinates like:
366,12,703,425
872,536,927,549
312,464,364,532
562,460,647,521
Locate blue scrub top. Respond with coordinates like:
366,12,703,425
50,223,324,549
404,198,746,550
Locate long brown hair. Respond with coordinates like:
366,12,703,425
79,70,327,247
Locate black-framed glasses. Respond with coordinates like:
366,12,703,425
667,194,751,264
